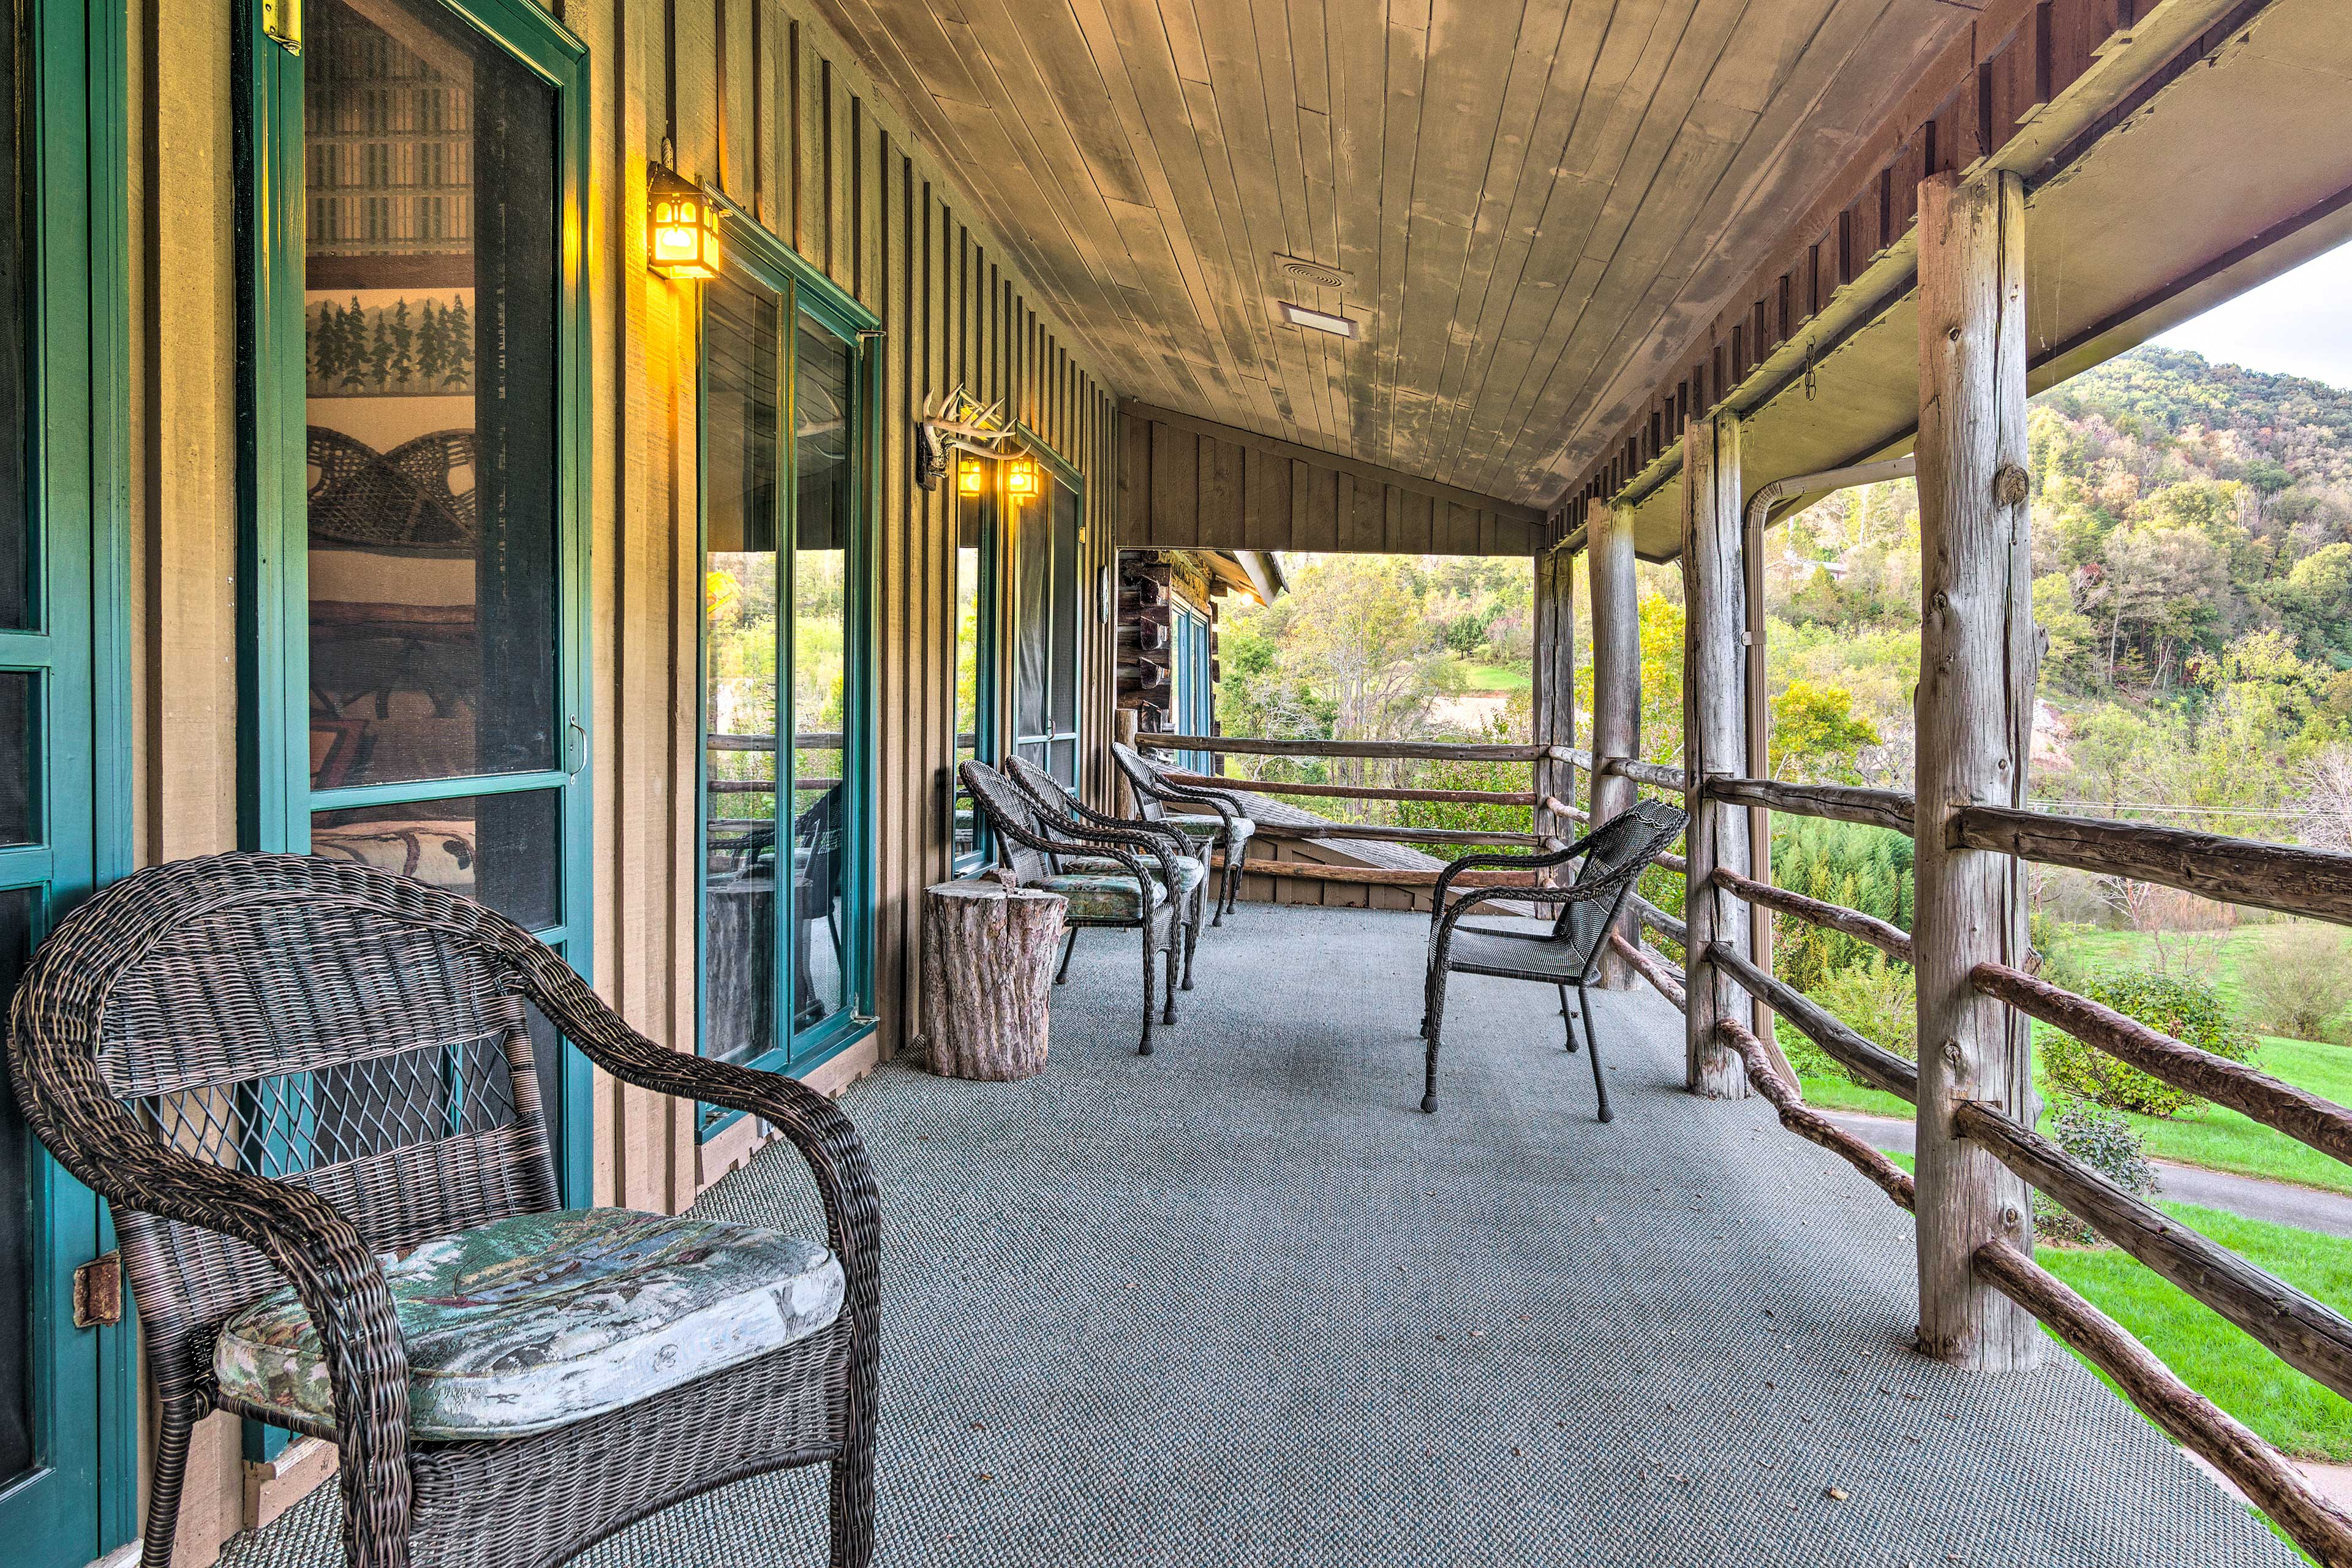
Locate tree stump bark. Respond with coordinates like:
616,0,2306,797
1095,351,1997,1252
921,879,1066,1080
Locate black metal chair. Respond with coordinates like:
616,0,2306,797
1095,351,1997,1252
1419,800,1687,1120
959,760,1188,1054
1110,742,1254,924
1004,754,1208,994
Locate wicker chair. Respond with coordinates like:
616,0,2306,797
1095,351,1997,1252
1419,800,1687,1121
5,853,878,1568
1003,753,1207,994
1109,742,1254,924
959,760,1186,1054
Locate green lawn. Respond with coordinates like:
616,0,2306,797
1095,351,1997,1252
1450,660,1532,693
2040,1200,2352,1462
1804,1031,2352,1194
1869,1163,2352,1464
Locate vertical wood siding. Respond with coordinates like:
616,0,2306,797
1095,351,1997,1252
126,7,1121,1550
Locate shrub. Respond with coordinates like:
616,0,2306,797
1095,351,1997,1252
2032,1097,2160,1246
1812,954,1918,1062
2041,967,2258,1117
2239,923,2352,1043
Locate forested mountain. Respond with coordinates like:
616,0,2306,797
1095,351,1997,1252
1772,344,2352,848
1216,345,2352,854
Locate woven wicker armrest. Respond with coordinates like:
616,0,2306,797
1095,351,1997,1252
1003,760,1187,892
1152,774,1248,827
2,1038,416,1554
1434,875,1619,942
496,940,880,1313
1428,843,1581,935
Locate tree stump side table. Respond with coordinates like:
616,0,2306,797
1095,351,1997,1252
921,878,1066,1080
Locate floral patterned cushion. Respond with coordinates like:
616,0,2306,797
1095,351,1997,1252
1036,870,1167,921
213,1208,843,1440
1162,812,1254,846
1057,853,1208,899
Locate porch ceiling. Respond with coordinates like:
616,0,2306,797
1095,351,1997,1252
809,0,1973,509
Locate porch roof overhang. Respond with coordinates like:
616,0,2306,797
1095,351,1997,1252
810,0,2341,563
1572,0,2352,560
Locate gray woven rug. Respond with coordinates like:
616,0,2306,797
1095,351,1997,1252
223,903,2296,1566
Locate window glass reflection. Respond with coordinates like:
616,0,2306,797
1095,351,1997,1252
792,322,852,1030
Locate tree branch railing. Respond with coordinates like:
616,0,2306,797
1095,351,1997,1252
1599,777,2352,1566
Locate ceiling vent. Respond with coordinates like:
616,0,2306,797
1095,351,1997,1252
1274,254,1351,291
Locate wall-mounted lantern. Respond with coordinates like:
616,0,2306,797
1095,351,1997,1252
958,460,987,496
647,167,718,281
1006,457,1039,499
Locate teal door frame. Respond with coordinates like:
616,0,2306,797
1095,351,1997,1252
693,198,880,1135
233,0,594,1455
0,0,136,1562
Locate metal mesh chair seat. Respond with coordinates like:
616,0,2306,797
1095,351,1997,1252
5,852,879,1568
1441,924,1605,982
1419,800,1687,1122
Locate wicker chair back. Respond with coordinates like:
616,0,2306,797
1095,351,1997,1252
11,853,560,1414
1108,743,1174,822
1553,800,1686,957
956,762,1054,884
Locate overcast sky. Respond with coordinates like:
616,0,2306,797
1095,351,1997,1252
2154,238,2352,389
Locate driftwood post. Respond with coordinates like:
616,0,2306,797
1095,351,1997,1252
1531,537,1578,873
1681,412,1750,1098
921,880,1066,1081
1912,168,2048,1370
1587,499,1642,986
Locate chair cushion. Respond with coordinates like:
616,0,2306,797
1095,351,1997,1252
1163,812,1254,846
213,1208,844,1441
1058,853,1208,899
1036,870,1167,921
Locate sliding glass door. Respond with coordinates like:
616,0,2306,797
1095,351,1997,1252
696,207,875,1118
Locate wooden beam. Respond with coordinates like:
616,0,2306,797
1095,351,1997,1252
1973,1238,2352,1568
1707,776,1916,837
1603,756,1683,790
1140,734,1549,762
1956,1099,2352,1404
1713,866,1913,963
1954,805,2352,928
1973,962,2352,1168
1610,932,1686,1011
1246,823,1545,848
1588,502,1641,987
1215,854,1534,890
1717,1019,1920,1215
1167,773,1537,807
1532,543,1578,869
1681,412,1750,1099
1713,944,1921,1104
1912,168,2045,1372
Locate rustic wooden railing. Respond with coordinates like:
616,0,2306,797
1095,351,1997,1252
1602,772,2352,1564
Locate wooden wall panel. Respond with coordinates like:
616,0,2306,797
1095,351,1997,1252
1120,404,1542,557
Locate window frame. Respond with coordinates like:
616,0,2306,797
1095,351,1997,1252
692,197,880,1136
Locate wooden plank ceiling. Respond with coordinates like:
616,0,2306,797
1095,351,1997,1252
806,0,1974,511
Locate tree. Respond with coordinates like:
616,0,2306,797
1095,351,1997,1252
1768,680,1879,783
338,298,368,390
389,300,415,387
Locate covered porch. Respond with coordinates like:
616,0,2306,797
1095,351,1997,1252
230,905,2290,1566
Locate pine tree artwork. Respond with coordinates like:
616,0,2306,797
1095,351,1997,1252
418,298,446,387
339,298,368,390
443,295,472,389
390,300,414,386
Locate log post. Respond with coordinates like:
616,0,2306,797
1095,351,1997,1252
1742,476,1777,1052
921,880,1066,1080
1681,412,1750,1098
1588,499,1642,986
1114,708,1140,818
1531,536,1578,878
1912,168,2048,1370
